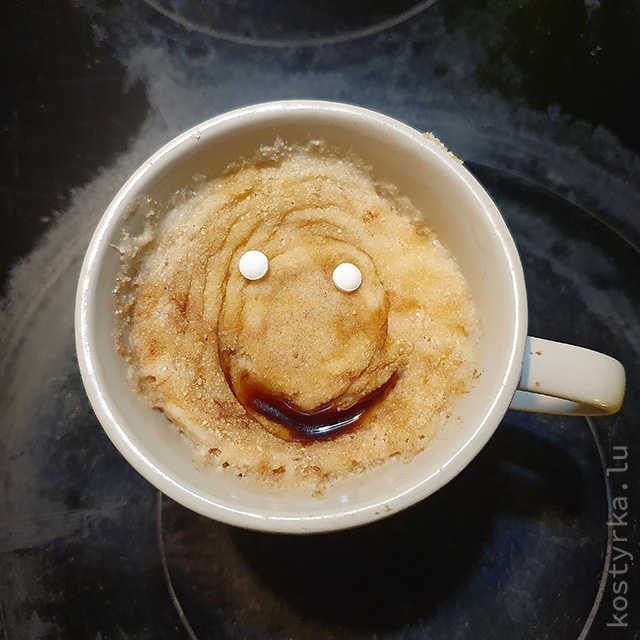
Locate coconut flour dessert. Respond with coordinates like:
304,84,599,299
114,141,480,493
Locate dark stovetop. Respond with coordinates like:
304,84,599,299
1,2,639,639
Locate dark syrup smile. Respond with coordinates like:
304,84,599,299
230,371,398,442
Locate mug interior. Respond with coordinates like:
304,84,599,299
76,101,526,533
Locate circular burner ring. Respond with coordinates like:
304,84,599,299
142,0,440,48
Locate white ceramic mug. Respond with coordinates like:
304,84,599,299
75,101,626,533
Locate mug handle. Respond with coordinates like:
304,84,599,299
509,336,626,416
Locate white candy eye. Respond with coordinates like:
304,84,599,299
239,250,269,280
333,263,362,292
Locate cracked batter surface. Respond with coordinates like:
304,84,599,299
114,141,480,493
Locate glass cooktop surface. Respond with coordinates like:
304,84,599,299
1,2,639,638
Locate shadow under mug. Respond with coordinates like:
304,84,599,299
75,100,626,533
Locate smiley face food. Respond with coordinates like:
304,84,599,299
114,141,479,493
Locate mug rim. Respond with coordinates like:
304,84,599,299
75,100,527,532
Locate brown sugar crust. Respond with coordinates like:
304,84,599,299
114,142,479,492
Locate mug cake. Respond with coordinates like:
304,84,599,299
114,140,480,494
